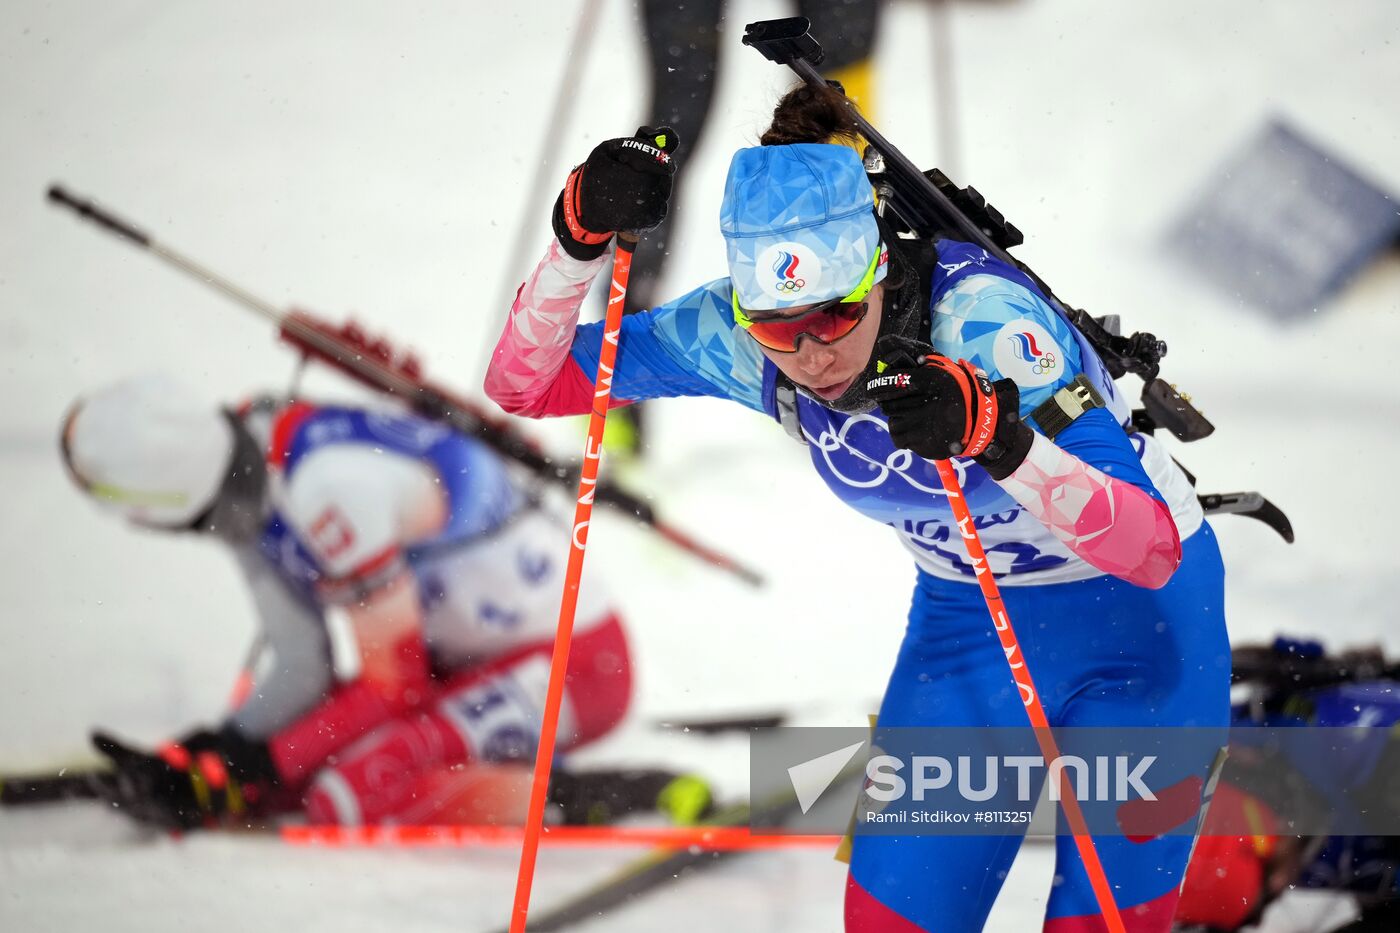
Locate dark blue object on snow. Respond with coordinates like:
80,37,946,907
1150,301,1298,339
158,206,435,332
1168,119,1400,319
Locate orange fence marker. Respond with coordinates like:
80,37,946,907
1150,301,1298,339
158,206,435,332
284,824,842,851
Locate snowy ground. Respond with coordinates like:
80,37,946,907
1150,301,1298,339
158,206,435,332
2,1,1398,930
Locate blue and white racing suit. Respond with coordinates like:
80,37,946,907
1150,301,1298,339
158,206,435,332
486,236,1230,931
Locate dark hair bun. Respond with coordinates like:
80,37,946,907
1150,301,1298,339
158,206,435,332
760,83,860,147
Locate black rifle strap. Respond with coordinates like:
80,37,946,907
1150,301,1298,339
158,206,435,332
1030,375,1107,439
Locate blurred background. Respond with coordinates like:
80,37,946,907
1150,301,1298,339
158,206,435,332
1,1,1397,930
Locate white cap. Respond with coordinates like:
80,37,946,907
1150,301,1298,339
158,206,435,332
64,374,236,527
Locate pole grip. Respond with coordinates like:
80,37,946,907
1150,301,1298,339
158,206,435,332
47,185,151,247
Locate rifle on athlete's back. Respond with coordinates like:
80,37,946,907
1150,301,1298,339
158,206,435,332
742,18,1292,544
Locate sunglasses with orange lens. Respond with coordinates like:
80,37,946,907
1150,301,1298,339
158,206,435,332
732,245,884,353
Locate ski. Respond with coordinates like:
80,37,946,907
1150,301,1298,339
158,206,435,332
650,698,878,734
495,760,866,933
0,767,113,806
0,763,710,834
651,711,788,734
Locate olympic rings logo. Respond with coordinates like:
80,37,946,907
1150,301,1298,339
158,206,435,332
1031,351,1057,376
803,413,965,496
772,250,807,293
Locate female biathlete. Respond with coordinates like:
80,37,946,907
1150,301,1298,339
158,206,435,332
61,377,665,829
484,86,1231,932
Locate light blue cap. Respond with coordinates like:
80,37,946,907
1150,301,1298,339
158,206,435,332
720,143,885,312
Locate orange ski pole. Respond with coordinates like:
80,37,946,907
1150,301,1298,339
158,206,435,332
507,234,637,933
933,458,1126,933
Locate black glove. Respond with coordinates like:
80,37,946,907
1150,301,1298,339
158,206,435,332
92,727,278,829
866,334,1034,480
552,126,679,261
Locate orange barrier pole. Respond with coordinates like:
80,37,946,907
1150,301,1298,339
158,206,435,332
934,459,1126,933
507,234,637,933
284,824,843,851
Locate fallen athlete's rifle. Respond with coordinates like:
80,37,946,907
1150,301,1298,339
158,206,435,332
1232,640,1400,693
47,186,762,585
743,18,1292,543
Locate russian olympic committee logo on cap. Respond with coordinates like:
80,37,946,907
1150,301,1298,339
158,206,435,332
756,242,823,303
774,252,805,291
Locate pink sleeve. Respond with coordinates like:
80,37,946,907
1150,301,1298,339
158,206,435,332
996,433,1182,589
483,239,610,417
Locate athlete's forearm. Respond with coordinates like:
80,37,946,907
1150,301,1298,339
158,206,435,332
226,553,336,740
996,432,1182,589
267,680,394,784
483,239,609,417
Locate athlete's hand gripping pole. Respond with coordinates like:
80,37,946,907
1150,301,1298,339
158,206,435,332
934,458,1127,933
507,233,638,933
